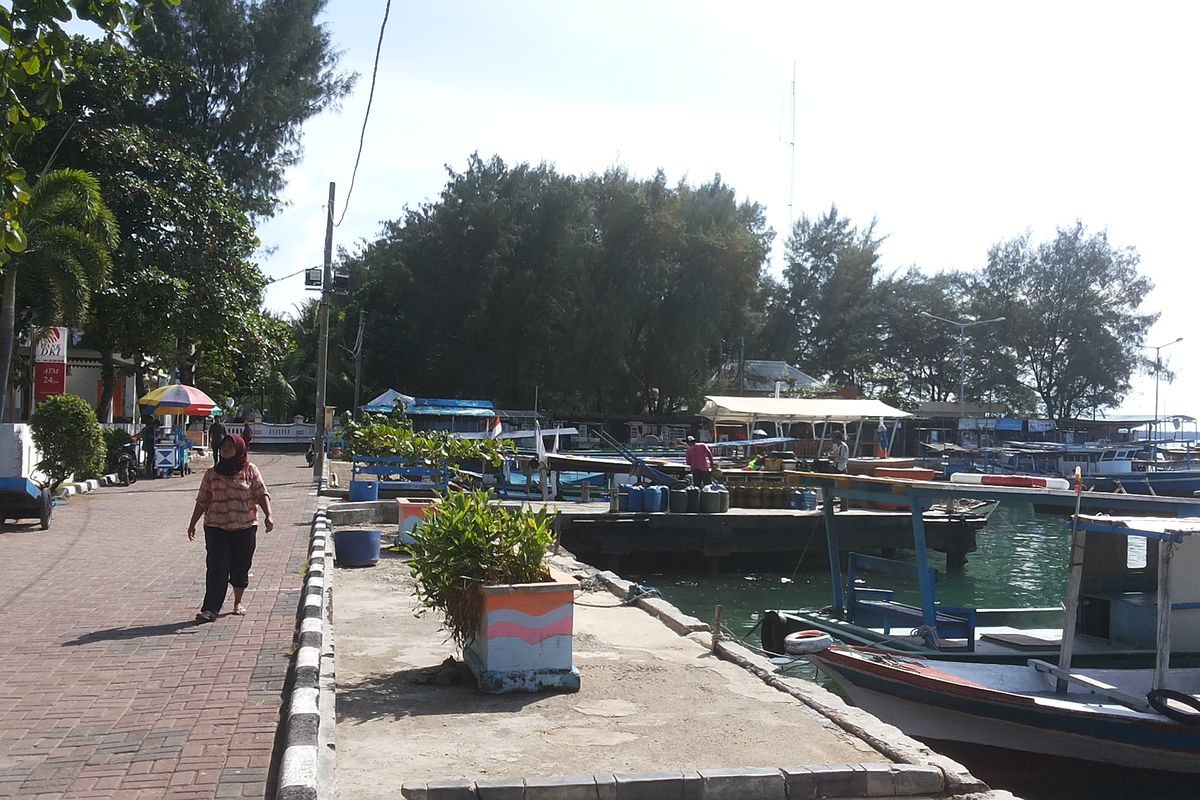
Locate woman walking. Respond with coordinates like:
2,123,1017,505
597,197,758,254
187,435,273,622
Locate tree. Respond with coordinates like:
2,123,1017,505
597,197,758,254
341,156,772,414
782,206,883,387
976,223,1156,420
130,0,355,216
0,169,117,420
0,0,175,261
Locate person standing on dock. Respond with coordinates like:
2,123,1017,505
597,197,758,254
825,430,849,474
686,435,715,486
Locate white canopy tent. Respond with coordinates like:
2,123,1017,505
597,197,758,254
699,395,913,458
699,396,912,426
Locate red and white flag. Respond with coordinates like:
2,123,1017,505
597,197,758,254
489,414,502,439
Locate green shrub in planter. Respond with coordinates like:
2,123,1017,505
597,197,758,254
30,394,106,489
407,490,554,650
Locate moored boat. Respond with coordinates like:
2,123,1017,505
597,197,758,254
800,514,1200,773
761,473,1200,665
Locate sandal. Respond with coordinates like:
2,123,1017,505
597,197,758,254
233,604,248,616
195,610,217,623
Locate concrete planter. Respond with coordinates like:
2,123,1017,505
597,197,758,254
464,566,580,694
396,497,440,547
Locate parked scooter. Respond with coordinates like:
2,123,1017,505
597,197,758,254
116,442,140,486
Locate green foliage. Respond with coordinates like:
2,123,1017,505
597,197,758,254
101,426,133,471
976,222,1156,420
345,413,511,472
30,393,106,488
0,0,176,261
406,490,555,649
781,205,883,388
130,0,355,217
0,168,118,420
341,156,772,414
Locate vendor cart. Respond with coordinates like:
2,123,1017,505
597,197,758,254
0,477,52,530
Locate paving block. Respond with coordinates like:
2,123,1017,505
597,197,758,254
594,773,616,800
475,778,524,800
882,764,944,796
425,779,476,800
524,774,598,800
805,764,867,797
779,766,816,799
614,771,684,800
697,767,783,800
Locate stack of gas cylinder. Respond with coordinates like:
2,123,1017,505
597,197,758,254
616,483,729,513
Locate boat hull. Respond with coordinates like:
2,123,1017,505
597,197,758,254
811,647,1200,774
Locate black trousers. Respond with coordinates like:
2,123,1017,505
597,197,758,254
202,525,257,613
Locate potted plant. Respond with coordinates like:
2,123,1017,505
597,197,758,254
407,490,580,694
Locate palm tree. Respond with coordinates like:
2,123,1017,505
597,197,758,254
0,169,118,420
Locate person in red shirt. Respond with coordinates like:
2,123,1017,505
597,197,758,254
685,435,715,486
187,435,274,622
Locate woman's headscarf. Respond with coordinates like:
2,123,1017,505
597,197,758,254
215,434,248,477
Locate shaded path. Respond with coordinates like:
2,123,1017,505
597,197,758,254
0,453,315,799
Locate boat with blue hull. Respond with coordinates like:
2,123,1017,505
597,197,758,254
760,473,1200,666
801,515,1200,774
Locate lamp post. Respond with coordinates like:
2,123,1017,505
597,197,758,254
919,311,1008,421
1147,337,1183,457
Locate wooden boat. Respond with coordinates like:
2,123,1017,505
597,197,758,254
801,515,1200,773
805,646,1200,773
761,473,1200,665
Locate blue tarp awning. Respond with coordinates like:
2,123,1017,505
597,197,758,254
361,390,496,417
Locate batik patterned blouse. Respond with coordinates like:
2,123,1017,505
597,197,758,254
196,464,269,530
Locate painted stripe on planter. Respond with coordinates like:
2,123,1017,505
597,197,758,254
486,605,574,627
277,743,318,788
297,645,321,672
298,630,322,651
488,618,574,645
300,617,322,635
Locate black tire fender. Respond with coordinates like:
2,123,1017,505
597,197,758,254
1147,689,1200,725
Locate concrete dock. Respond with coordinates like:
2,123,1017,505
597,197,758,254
329,535,1004,799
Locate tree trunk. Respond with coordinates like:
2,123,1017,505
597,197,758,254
134,354,146,421
0,270,18,422
98,339,116,423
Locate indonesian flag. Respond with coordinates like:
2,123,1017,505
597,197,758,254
489,414,502,439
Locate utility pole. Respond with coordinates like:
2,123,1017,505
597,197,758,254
312,182,335,481
352,309,366,421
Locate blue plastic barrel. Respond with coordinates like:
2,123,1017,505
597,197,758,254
628,485,645,512
334,529,382,566
617,484,631,512
348,479,379,502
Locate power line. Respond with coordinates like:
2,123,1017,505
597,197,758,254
334,0,392,228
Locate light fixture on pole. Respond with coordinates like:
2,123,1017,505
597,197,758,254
1146,337,1183,457
919,311,1007,422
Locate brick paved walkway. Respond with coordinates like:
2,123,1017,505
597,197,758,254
0,453,316,800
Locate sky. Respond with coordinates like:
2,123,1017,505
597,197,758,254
258,1,1196,424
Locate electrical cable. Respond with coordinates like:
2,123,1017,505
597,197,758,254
334,0,392,228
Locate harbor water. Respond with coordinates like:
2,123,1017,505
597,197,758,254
633,502,1180,800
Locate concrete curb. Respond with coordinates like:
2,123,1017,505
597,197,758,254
277,481,332,800
54,474,115,499
400,762,950,799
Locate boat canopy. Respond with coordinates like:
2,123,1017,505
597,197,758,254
699,396,911,426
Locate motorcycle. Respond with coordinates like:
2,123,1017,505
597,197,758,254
116,442,140,486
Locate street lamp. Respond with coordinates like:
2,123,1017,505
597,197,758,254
919,311,1008,421
1146,337,1183,457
